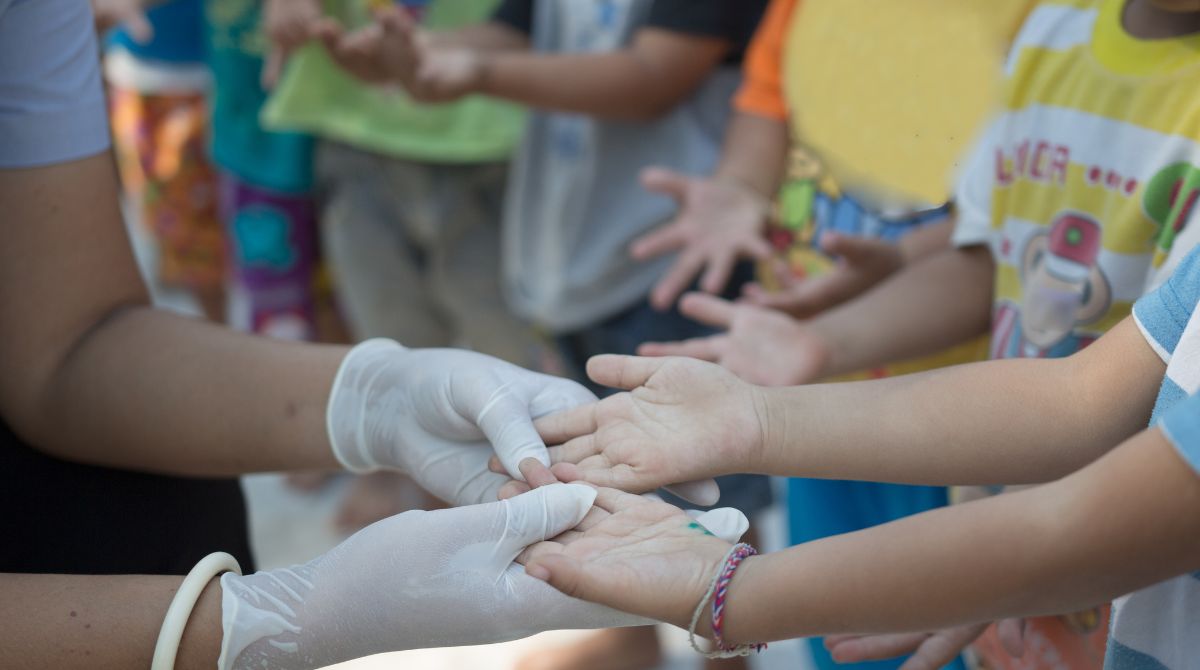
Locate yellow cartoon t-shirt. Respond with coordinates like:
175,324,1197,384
954,0,1200,361
951,1,1200,666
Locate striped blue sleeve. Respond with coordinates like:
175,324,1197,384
1134,247,1200,362
1160,391,1200,476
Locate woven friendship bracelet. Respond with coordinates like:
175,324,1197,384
687,542,767,659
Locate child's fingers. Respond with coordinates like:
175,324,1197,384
545,436,600,466
637,336,724,361
519,457,559,488
639,166,691,202
498,480,531,500
826,632,928,663
585,354,670,391
699,252,737,296
534,403,598,446
516,539,561,566
592,487,656,514
549,462,581,482
523,553,587,601
678,292,736,329
630,221,687,261
650,250,706,310
121,10,154,44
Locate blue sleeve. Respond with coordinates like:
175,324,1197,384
1160,391,1200,477
0,0,110,168
1134,246,1200,362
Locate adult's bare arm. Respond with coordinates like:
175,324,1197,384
0,153,345,477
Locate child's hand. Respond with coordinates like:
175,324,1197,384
638,293,831,387
741,233,904,320
405,47,486,104
521,355,771,500
90,0,152,43
314,6,435,90
523,487,741,630
262,0,323,87
825,619,1027,668
632,168,773,311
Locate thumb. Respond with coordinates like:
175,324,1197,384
640,166,690,202
585,354,670,391
525,552,591,602
494,483,597,561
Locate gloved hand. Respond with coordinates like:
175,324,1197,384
218,484,749,669
326,339,597,505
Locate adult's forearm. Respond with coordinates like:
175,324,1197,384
713,112,789,197
812,245,996,378
759,318,1161,485
0,573,223,669
31,307,346,477
722,428,1200,643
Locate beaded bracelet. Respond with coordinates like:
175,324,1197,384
687,542,768,659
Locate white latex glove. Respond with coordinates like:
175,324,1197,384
326,339,597,505
218,484,748,669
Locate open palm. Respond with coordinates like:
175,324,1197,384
524,488,736,629
535,355,768,501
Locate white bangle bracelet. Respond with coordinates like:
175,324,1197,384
152,552,243,670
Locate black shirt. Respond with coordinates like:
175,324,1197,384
0,420,253,575
492,0,768,64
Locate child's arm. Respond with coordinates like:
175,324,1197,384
472,28,732,121
534,315,1163,490
526,418,1200,643
319,4,738,120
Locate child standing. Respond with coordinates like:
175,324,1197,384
643,0,1200,667
633,2,1032,667
262,0,544,370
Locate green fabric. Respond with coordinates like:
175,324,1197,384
262,0,523,164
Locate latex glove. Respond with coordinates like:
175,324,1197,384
327,339,597,505
219,484,748,669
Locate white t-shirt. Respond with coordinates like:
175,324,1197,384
0,0,110,168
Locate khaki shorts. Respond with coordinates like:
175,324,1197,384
316,141,548,369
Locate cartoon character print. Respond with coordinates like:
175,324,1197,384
1144,162,1200,268
991,212,1112,359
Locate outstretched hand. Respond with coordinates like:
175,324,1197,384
312,7,483,102
524,487,740,630
741,232,904,319
511,355,769,500
633,168,773,311
638,292,831,386
825,619,1027,670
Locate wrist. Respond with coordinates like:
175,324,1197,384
326,339,408,473
752,388,792,475
471,50,494,95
